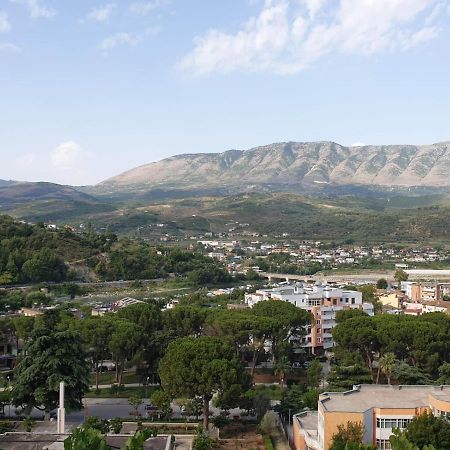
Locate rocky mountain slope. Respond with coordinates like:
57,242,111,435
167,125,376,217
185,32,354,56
100,141,450,191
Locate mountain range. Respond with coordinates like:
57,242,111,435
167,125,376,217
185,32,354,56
100,141,450,192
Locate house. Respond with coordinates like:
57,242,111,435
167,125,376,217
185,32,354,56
245,283,374,355
293,384,450,450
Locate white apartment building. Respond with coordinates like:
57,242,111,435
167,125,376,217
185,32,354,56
245,283,374,354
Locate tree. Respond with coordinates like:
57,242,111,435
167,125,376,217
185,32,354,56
437,362,450,384
64,426,110,450
108,318,143,384
330,421,367,450
276,384,305,418
378,352,396,385
274,356,292,388
376,279,388,290
327,365,372,391
333,315,379,378
390,431,437,450
79,317,112,392
394,269,409,283
128,395,143,416
12,330,90,419
307,359,323,388
159,336,249,429
260,411,279,435
109,417,123,434
302,388,321,410
391,362,431,385
252,301,312,360
403,412,450,449
150,389,172,419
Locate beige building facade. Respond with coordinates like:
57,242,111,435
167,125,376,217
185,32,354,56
293,384,450,450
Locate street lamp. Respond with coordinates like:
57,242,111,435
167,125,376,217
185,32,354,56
146,377,150,399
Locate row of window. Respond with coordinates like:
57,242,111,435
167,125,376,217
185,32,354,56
376,439,392,450
376,418,412,429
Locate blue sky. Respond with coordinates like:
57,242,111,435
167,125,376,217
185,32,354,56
1,0,449,185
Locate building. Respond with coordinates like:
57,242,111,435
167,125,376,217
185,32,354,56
245,283,374,354
91,297,144,316
293,384,450,450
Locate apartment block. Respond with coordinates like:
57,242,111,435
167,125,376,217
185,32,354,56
244,283,374,354
293,384,450,450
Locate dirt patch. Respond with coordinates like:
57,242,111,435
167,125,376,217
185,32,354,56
220,434,265,450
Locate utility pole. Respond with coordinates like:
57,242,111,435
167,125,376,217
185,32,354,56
57,382,65,434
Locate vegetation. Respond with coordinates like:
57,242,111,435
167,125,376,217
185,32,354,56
159,336,250,429
332,313,450,384
12,325,90,419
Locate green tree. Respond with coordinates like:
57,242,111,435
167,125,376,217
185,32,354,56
64,426,109,450
307,359,323,388
150,389,172,419
403,412,450,449
109,417,123,434
12,330,90,420
327,365,372,391
378,352,396,385
330,421,368,450
252,300,311,360
79,317,112,391
159,336,249,429
394,270,409,283
390,431,436,450
109,318,143,384
437,362,450,384
128,395,143,416
376,279,388,289
276,384,305,418
391,361,431,385
274,356,292,388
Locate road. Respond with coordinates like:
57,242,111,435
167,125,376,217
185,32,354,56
4,398,247,423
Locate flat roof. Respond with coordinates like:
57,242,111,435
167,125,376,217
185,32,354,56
320,385,450,413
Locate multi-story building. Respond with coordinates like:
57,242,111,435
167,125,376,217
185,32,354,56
244,283,374,354
293,384,450,450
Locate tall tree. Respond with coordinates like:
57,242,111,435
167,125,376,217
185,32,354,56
307,359,323,388
108,318,143,384
159,336,249,429
378,352,396,385
12,330,90,419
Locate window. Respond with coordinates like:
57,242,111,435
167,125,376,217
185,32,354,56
316,319,321,325
376,439,392,450
376,418,413,429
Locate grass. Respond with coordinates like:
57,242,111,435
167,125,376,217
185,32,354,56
85,386,157,399
254,385,283,401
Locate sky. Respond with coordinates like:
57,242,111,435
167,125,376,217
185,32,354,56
1,0,450,186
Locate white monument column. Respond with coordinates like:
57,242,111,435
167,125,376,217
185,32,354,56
57,382,65,434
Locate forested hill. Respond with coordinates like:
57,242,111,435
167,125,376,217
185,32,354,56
0,215,116,285
0,215,230,285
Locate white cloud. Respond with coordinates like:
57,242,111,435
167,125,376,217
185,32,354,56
0,42,21,52
50,141,83,169
129,0,170,15
179,0,443,75
87,3,115,23
9,0,56,19
0,12,11,33
98,27,160,53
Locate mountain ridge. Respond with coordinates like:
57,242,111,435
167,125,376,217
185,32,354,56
100,140,450,191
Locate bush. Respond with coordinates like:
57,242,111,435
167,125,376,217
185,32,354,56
109,417,123,434
263,434,274,450
260,411,279,435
